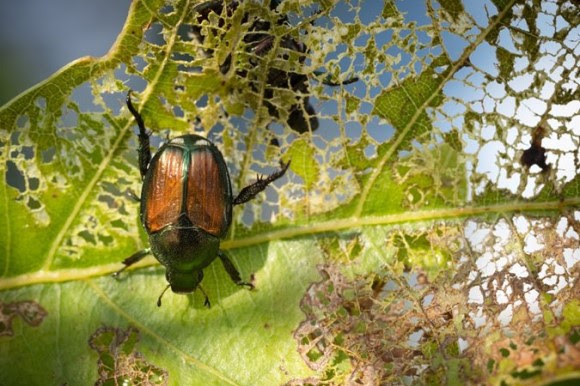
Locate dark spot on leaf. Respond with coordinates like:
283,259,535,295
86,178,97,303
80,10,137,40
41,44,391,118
88,326,168,385
371,275,385,297
487,359,495,373
532,358,544,367
569,328,580,345
0,300,48,337
511,368,542,379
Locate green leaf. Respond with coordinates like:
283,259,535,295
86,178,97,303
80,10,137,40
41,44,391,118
1,0,579,384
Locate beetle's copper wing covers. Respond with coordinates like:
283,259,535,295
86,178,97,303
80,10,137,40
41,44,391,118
141,136,233,237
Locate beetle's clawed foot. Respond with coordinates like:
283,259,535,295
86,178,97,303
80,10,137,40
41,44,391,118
279,159,291,172
111,267,127,280
197,285,211,308
238,281,255,290
113,249,150,281
126,90,138,111
124,189,140,202
232,159,291,205
254,160,290,184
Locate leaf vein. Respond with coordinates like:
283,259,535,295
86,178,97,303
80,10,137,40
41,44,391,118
354,0,518,216
86,280,240,385
42,0,192,270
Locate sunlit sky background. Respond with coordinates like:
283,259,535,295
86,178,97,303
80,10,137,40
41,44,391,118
0,0,459,104
0,0,131,104
0,0,576,201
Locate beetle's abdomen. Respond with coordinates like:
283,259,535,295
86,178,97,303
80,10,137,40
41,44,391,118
142,136,232,237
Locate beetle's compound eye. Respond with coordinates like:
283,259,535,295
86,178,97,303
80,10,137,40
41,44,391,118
166,269,203,294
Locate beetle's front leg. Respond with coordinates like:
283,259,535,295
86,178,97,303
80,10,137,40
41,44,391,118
233,160,291,205
218,251,254,289
126,91,151,179
112,248,151,278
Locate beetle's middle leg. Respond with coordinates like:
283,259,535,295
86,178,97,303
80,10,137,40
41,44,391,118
126,91,151,179
233,160,291,205
218,251,254,289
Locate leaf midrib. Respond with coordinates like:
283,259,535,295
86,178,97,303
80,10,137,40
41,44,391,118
3,197,577,291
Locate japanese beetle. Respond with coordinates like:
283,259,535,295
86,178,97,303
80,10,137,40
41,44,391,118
115,91,290,307
191,0,358,134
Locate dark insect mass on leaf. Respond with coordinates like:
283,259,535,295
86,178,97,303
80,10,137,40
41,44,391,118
191,0,358,135
521,125,549,171
113,92,290,307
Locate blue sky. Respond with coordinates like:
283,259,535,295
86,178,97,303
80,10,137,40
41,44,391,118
0,0,130,104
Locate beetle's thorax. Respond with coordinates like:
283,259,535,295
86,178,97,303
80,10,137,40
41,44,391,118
149,216,221,271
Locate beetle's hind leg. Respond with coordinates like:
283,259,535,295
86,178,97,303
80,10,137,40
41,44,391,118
218,251,254,289
126,91,152,179
112,248,151,278
233,160,291,205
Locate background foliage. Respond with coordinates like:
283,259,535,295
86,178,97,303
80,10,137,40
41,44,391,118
0,0,579,384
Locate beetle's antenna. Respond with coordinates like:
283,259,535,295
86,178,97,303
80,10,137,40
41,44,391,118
157,284,171,307
198,285,211,308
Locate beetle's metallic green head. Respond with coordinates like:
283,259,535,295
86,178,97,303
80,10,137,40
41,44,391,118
166,269,203,294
